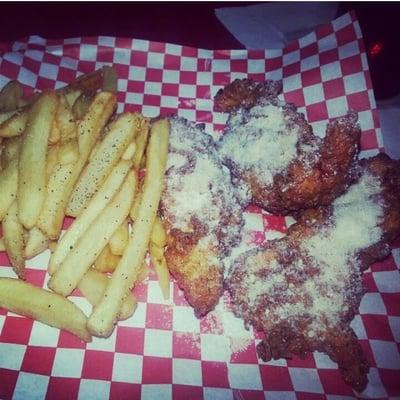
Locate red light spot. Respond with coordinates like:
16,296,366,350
369,41,384,58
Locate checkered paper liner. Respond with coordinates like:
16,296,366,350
0,10,399,400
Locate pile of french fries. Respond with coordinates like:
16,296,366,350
0,68,170,341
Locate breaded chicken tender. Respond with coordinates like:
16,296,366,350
226,154,400,391
217,80,361,215
160,118,249,316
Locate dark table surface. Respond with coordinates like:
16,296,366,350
1,2,399,99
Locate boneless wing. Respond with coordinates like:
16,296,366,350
226,154,400,391
217,79,361,215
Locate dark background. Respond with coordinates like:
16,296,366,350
1,2,399,98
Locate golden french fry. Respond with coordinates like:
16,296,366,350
93,244,120,273
62,89,82,108
57,93,77,142
137,261,149,282
109,220,129,256
48,170,137,296
46,145,60,180
121,141,136,161
0,156,18,221
0,277,92,342
37,163,75,239
151,253,170,300
3,201,25,278
151,215,167,248
18,91,59,229
132,117,149,169
0,110,28,138
149,242,164,260
37,92,117,238
71,93,93,120
25,227,49,259
67,112,140,217
63,68,107,96
88,119,169,337
49,118,61,144
78,269,136,321
0,81,24,112
0,136,21,168
48,159,131,274
0,110,19,125
58,139,79,165
129,183,143,221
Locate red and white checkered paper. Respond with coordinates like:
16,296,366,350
1,11,399,400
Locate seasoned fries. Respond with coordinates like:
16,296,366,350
0,70,172,342
0,278,92,342
49,170,137,296
3,201,25,278
78,269,136,320
88,119,169,337
18,91,58,229
67,112,140,216
48,159,131,274
37,91,117,239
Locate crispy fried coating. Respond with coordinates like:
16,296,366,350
217,80,361,215
161,118,248,316
214,78,283,112
226,154,400,391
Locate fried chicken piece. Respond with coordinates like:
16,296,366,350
226,154,400,391
160,118,249,316
217,82,361,215
214,78,283,112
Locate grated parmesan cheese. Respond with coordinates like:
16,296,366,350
219,102,301,185
162,117,250,261
235,170,384,335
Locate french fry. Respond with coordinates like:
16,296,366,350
48,159,131,274
149,216,170,299
121,141,136,161
0,237,5,251
46,145,60,180
18,91,59,229
0,80,24,112
132,117,150,169
49,118,61,144
0,110,28,138
137,261,149,282
1,136,21,168
0,156,18,221
0,110,19,125
0,277,92,342
151,251,170,300
88,119,169,337
57,93,77,142
25,227,49,259
78,269,136,320
71,93,93,120
151,215,167,248
58,139,79,165
36,92,117,239
37,162,75,239
67,112,140,217
129,183,143,221
62,89,82,108
109,220,129,256
48,170,137,296
3,201,25,278
63,67,108,96
93,244,120,273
